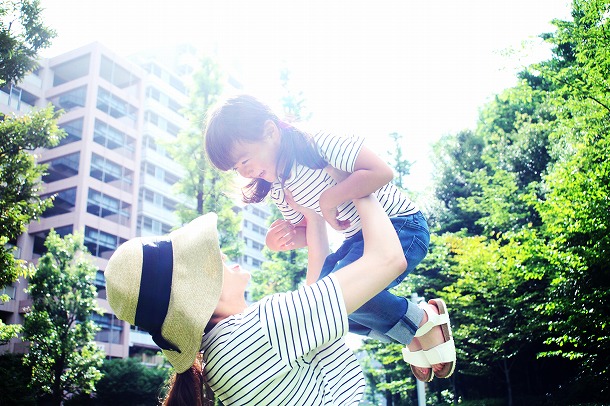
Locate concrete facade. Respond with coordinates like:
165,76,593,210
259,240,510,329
0,42,271,360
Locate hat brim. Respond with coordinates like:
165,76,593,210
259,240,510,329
162,213,223,373
105,213,223,374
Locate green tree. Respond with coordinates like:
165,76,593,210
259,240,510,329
0,0,59,344
527,0,610,397
416,2,610,404
0,106,65,343
22,231,104,405
386,132,412,191
431,130,486,235
166,56,242,259
0,0,56,87
94,357,171,406
0,353,36,405
280,67,311,123
359,340,414,406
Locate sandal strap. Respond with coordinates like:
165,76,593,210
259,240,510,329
402,348,432,368
422,339,456,365
414,307,450,337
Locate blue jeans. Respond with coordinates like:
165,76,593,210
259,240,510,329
319,212,430,344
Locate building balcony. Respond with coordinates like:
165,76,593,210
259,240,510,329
129,329,156,348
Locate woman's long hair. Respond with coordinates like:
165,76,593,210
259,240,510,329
162,354,214,406
204,94,327,203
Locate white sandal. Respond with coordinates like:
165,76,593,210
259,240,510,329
402,347,433,382
415,298,456,379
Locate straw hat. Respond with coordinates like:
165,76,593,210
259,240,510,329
105,213,223,373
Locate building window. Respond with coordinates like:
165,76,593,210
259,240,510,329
136,215,172,236
57,118,83,146
96,87,137,127
252,207,269,219
32,225,73,256
49,86,87,112
139,188,178,212
90,153,133,192
0,285,16,300
42,152,80,183
84,226,125,259
100,56,138,89
166,122,179,137
92,313,122,344
94,270,106,299
146,86,183,116
87,188,131,226
146,86,160,101
143,135,171,159
144,109,180,137
93,119,135,158
41,187,77,217
141,162,179,186
0,84,37,111
52,54,91,86
251,223,266,236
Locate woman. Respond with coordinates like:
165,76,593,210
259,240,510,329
104,193,453,405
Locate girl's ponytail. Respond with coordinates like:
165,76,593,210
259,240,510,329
162,355,214,406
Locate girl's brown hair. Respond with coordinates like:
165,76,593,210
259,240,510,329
162,355,214,406
204,94,327,203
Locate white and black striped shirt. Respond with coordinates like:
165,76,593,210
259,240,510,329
201,275,365,405
270,133,418,238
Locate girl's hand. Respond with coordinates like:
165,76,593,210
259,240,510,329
266,219,297,251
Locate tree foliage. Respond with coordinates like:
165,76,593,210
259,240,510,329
166,56,242,259
94,357,171,406
362,1,610,404
0,0,56,87
22,231,104,405
0,106,64,344
0,0,60,344
0,353,36,405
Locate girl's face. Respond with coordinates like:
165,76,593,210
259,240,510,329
231,120,281,183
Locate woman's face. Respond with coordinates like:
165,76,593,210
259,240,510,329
231,120,281,183
221,254,250,295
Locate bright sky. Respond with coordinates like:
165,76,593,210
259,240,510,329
40,0,572,194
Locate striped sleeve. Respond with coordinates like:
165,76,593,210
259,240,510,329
259,274,348,365
315,133,364,173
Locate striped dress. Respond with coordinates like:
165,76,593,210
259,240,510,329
270,132,418,238
201,275,365,405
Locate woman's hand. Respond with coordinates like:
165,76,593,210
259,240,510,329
284,190,330,285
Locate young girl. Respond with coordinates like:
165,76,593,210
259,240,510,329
204,94,455,381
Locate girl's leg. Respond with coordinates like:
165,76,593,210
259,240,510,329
326,213,430,344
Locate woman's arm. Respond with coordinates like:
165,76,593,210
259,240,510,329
319,146,394,230
333,195,407,314
283,191,330,285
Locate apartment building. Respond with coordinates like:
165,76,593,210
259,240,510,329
0,42,271,361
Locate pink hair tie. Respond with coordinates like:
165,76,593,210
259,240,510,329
277,121,292,130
